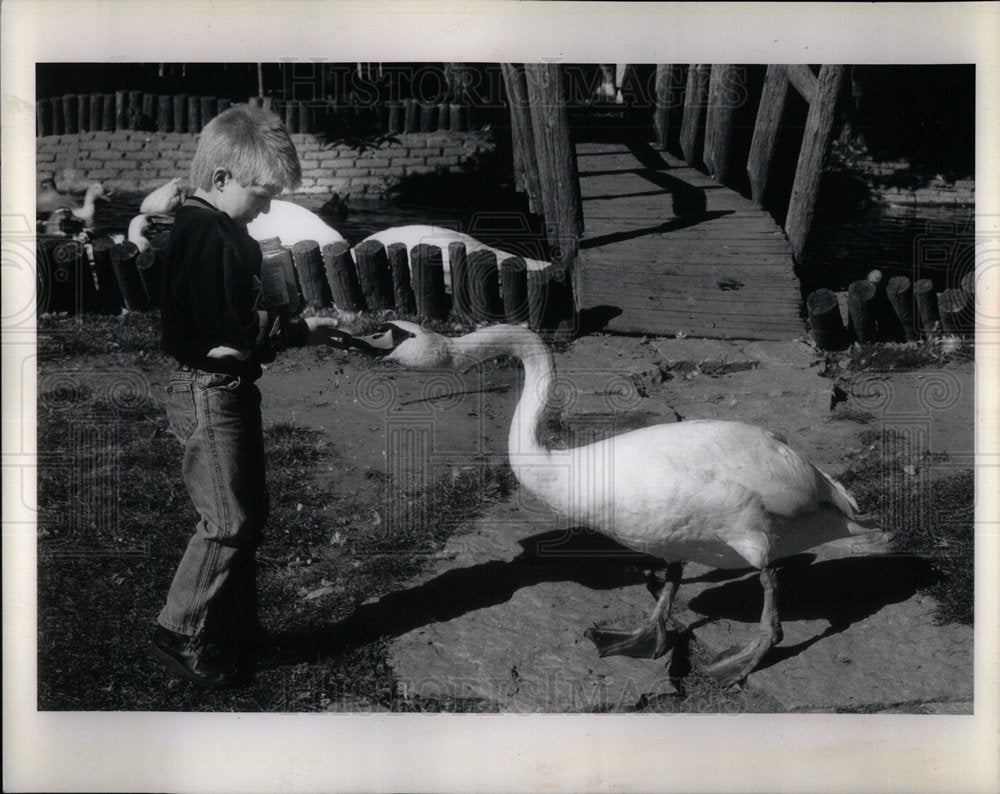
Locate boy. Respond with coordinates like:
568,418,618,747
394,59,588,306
153,105,343,688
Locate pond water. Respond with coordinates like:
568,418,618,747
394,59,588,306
809,200,975,295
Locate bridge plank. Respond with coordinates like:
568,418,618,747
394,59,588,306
574,142,804,339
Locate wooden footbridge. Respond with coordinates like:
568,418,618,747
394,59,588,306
501,64,846,340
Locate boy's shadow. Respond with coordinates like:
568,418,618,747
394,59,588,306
268,532,934,673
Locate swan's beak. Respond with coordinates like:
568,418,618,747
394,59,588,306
343,323,415,357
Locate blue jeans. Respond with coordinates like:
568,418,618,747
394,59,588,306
158,367,268,639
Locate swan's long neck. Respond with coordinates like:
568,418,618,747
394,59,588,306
450,325,553,458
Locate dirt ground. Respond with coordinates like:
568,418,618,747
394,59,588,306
41,326,974,712
262,332,975,712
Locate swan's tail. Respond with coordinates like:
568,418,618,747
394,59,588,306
817,468,894,555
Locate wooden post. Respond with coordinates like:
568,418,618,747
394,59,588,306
114,91,128,131
524,63,584,270
200,96,217,126
847,279,877,342
449,103,468,132
284,101,298,134
77,94,89,133
500,63,542,215
886,276,917,341
806,288,847,350
173,94,187,133
747,66,789,205
37,100,51,137
291,240,331,308
101,94,114,132
51,240,94,314
419,103,436,132
913,278,940,336
500,255,530,323
142,93,155,127
448,242,473,322
785,65,845,266
89,236,122,314
217,98,231,114
410,244,449,320
467,249,503,322
403,98,419,133
90,93,103,132
679,64,710,169
110,241,149,312
49,97,64,135
62,95,78,134
704,64,741,185
158,95,173,132
386,101,402,134
128,91,143,129
387,243,417,314
938,289,970,334
528,264,575,339
437,102,450,132
653,64,684,152
187,95,201,133
321,241,366,312
136,248,162,306
298,101,312,134
353,240,395,312
259,239,301,317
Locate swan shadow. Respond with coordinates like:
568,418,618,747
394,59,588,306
577,305,623,334
685,553,937,671
267,528,662,666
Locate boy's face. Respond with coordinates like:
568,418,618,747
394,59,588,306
212,169,279,226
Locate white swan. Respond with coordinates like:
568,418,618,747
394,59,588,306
368,321,892,685
358,225,549,289
247,199,346,248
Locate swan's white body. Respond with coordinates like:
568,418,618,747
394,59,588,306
380,321,889,682
360,226,549,290
140,177,187,215
247,199,346,248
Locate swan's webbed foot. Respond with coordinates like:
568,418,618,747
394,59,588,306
701,624,781,687
700,566,782,687
585,619,673,660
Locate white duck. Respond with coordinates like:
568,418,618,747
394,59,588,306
140,177,188,215
37,180,109,226
365,321,891,685
247,199,346,248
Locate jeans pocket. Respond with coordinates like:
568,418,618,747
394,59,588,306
165,380,197,444
198,373,243,392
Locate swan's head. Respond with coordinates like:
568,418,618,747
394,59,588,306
350,321,456,369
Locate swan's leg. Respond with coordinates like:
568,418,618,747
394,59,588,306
585,562,684,659
702,566,782,686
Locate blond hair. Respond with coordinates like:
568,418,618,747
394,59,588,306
189,104,302,192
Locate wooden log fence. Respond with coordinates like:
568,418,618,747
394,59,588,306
38,91,476,138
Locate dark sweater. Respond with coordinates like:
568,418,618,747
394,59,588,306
160,197,306,379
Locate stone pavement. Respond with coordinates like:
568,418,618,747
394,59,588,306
386,334,974,712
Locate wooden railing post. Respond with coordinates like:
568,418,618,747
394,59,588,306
501,63,542,215
704,64,743,186
679,64,710,169
747,65,790,206
784,65,845,266
653,64,685,152
523,62,583,272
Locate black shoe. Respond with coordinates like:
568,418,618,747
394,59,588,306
151,626,238,689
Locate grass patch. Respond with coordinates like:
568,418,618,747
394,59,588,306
38,311,164,361
37,366,519,710
837,430,973,625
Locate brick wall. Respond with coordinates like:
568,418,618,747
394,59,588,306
35,130,495,198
